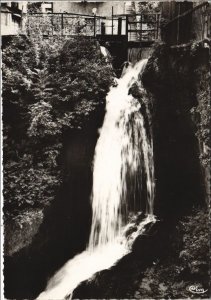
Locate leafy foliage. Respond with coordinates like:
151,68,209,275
3,34,113,214
136,1,160,13
27,2,42,14
190,53,211,168
4,155,59,210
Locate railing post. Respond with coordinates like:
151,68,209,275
140,14,142,41
112,6,114,35
126,15,128,41
94,15,96,37
201,7,205,40
61,13,64,35
101,22,105,35
177,18,180,44
176,4,181,44
118,17,122,35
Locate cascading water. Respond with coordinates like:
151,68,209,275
38,59,156,300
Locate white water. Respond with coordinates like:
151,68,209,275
100,45,108,58
38,59,155,300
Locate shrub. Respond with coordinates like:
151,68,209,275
3,34,113,214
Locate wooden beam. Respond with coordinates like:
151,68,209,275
28,12,106,19
128,29,156,33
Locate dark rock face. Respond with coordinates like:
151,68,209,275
4,106,105,299
142,43,208,219
98,36,128,77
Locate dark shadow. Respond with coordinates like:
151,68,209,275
4,106,105,299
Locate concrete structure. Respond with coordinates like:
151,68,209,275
1,1,27,35
41,2,53,14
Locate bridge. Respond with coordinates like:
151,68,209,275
26,11,160,75
26,12,161,45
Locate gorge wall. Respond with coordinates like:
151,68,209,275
142,41,210,217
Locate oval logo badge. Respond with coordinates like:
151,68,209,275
188,285,208,294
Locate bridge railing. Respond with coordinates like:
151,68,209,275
163,2,211,45
110,13,161,42
126,13,161,42
25,12,161,43
25,12,105,37
100,17,127,36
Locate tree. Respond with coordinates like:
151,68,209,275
3,33,114,215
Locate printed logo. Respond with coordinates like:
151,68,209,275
188,285,208,294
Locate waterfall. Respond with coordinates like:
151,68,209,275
89,59,154,250
38,59,156,300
